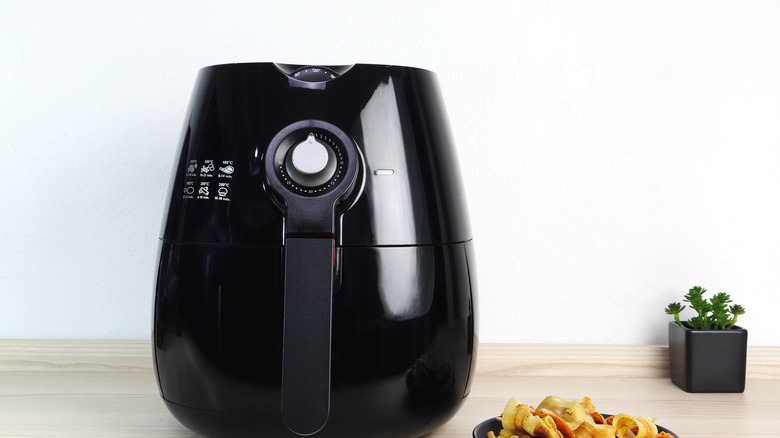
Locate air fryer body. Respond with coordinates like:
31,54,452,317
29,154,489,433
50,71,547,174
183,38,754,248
153,63,477,438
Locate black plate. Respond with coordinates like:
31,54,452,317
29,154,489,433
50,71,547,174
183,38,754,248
472,416,678,438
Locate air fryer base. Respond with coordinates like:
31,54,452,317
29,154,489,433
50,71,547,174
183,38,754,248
154,241,478,437
163,397,466,438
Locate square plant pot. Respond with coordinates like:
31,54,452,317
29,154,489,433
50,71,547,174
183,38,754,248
668,321,747,393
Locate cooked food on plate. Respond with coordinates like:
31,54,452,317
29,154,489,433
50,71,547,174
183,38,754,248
488,395,673,438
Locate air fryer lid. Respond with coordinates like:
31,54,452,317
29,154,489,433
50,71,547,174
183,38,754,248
265,119,361,435
160,63,471,248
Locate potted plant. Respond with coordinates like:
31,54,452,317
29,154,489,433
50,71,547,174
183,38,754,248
664,285,747,393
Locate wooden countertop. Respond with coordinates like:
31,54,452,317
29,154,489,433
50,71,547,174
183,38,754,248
1,341,778,437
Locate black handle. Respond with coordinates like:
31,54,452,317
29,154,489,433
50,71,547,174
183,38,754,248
281,236,335,435
265,120,361,436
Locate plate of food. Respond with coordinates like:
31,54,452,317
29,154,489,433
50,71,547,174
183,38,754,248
472,395,678,438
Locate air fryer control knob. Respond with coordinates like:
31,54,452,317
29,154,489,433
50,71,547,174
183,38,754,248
285,133,337,187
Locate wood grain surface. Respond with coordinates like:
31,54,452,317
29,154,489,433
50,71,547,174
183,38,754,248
1,341,778,437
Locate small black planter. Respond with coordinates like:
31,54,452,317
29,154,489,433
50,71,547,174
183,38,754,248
668,321,747,393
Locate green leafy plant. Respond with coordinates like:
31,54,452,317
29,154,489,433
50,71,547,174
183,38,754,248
665,285,746,330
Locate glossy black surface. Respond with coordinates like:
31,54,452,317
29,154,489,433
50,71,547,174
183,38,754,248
154,241,478,437
160,63,471,246
154,63,477,437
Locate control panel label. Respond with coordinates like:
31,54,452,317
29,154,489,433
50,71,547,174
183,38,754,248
214,182,230,201
200,160,215,177
183,181,195,199
186,160,198,177
197,181,210,199
219,160,234,178
182,159,234,202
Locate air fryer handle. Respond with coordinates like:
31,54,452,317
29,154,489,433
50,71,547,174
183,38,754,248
265,120,361,436
281,236,334,436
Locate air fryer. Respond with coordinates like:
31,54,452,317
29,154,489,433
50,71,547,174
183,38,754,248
153,63,478,437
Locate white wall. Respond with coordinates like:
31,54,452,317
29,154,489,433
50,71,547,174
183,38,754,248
1,1,778,345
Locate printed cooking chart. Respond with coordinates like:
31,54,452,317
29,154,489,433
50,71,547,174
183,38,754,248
183,159,234,202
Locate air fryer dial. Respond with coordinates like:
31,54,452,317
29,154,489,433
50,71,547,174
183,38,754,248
285,133,338,188
290,66,340,82
272,128,347,196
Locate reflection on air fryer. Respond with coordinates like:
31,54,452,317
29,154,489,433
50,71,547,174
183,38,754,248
360,78,419,242
377,246,435,320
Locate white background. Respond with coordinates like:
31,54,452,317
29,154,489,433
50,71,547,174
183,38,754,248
1,1,778,345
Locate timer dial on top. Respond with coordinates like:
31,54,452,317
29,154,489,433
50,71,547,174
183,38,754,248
291,66,340,82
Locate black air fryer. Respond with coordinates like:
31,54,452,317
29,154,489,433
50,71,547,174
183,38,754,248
153,63,477,438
